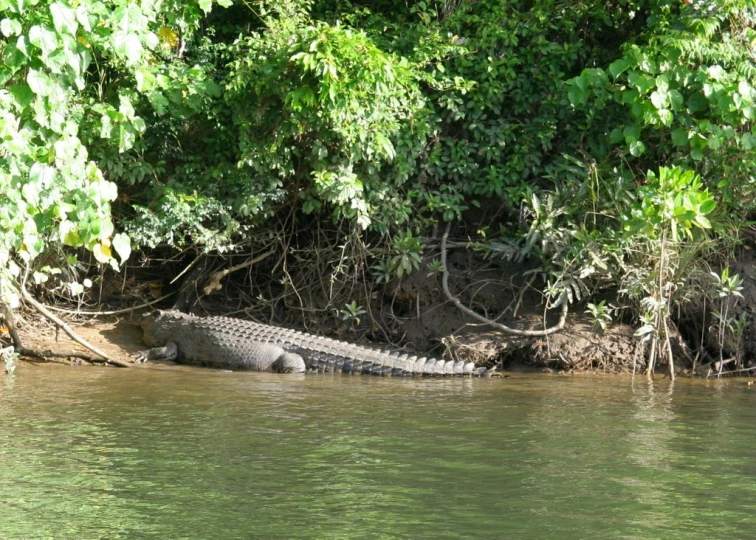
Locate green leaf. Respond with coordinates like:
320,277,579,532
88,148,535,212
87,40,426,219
608,58,630,78
28,25,58,55
657,109,672,127
22,181,39,207
75,5,92,31
59,220,78,247
567,87,587,106
0,17,21,37
118,124,136,151
738,80,752,100
135,68,155,92
113,32,142,64
655,74,669,93
699,199,716,214
112,233,131,264
119,94,135,119
30,162,55,186
199,0,212,13
89,179,118,202
9,83,33,107
694,215,711,229
27,68,51,96
687,93,708,113
634,324,655,337
623,124,641,143
650,90,667,109
629,140,646,157
671,128,689,147
114,4,145,32
147,91,169,115
69,281,84,296
50,2,77,35
669,90,684,111
707,65,725,81
608,128,624,144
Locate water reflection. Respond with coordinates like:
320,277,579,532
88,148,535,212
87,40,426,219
0,367,755,538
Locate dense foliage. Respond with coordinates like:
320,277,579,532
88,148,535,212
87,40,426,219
2,0,755,365
0,0,232,302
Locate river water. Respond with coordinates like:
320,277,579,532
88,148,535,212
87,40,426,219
0,365,754,539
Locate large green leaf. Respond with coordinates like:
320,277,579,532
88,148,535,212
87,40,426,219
50,2,77,35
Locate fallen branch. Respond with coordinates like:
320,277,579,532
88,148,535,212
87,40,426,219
17,286,130,368
202,250,275,296
722,365,756,376
440,223,568,337
16,349,97,364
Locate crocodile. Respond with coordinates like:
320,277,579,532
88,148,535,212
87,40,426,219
135,310,483,376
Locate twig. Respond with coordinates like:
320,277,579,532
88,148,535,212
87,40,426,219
43,291,176,316
440,223,567,336
203,250,275,296
17,286,130,368
722,365,756,375
512,273,537,318
170,255,203,285
663,316,675,381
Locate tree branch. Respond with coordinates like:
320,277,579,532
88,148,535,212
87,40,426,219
202,250,275,296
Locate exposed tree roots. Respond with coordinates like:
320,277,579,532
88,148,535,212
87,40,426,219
440,223,567,337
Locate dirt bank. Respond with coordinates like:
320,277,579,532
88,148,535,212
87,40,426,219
5,250,646,375
11,235,754,375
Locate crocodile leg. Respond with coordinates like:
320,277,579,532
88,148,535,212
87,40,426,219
133,341,178,363
271,352,306,373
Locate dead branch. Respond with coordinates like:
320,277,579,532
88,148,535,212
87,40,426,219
440,223,568,337
722,365,756,376
17,286,130,368
203,250,275,296
16,349,97,364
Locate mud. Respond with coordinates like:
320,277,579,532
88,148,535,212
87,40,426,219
14,316,143,367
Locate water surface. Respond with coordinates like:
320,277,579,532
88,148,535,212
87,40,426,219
0,365,754,538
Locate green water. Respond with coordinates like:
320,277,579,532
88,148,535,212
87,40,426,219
1,365,755,539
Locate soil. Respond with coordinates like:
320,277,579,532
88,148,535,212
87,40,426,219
13,315,144,367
